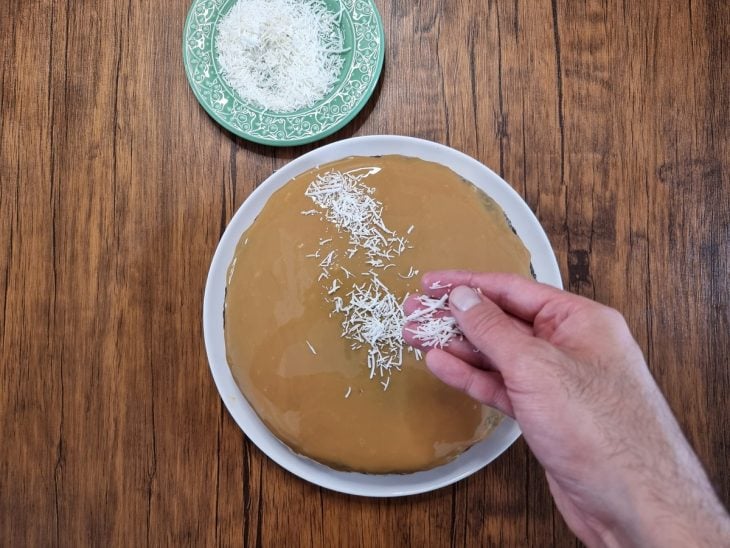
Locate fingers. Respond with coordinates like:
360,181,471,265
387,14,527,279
404,325,486,368
448,285,535,371
507,314,534,336
422,270,565,322
404,293,495,369
402,293,430,316
402,291,533,369
426,349,514,417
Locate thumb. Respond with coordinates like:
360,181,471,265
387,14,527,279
449,285,533,372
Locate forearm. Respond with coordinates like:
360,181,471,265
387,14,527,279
625,472,730,547
582,396,729,547
606,435,730,547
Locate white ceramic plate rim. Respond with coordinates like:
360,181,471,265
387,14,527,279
203,135,563,497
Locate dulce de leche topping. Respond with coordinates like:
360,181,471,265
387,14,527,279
224,155,532,473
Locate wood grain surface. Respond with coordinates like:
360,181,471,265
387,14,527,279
1,0,728,545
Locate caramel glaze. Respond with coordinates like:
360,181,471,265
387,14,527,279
224,155,532,473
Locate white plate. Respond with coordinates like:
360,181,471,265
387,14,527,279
203,135,562,497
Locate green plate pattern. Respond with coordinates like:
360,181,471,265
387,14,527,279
183,0,385,146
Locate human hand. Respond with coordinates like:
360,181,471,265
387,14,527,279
403,271,730,548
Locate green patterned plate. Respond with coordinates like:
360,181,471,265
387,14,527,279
182,0,385,146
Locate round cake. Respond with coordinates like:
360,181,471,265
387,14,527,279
224,155,532,473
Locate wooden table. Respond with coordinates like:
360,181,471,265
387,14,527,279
2,0,728,545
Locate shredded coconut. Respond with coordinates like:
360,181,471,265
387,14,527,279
304,168,407,264
404,294,463,348
398,266,419,279
338,276,408,380
428,280,452,290
301,167,465,390
302,168,417,388
216,0,345,112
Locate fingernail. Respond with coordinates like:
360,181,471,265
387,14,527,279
450,286,481,312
